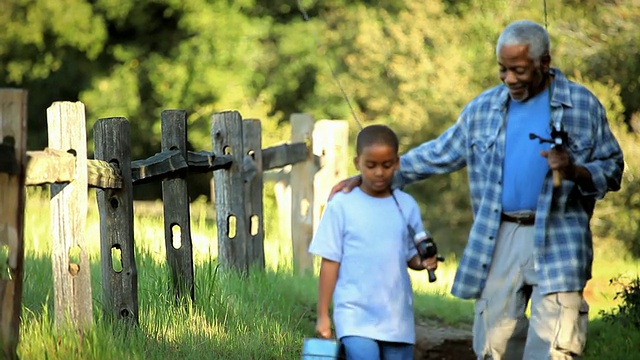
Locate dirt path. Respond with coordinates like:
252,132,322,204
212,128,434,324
413,319,475,360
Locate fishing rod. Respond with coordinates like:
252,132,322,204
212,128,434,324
295,0,364,130
295,1,445,278
531,0,568,187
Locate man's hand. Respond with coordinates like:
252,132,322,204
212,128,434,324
315,315,332,339
541,147,577,181
328,175,362,200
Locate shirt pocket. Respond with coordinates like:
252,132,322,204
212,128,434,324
567,137,593,164
470,136,498,178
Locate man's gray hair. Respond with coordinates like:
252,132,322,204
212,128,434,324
496,20,550,62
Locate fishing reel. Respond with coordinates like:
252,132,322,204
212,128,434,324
529,123,570,187
414,231,445,283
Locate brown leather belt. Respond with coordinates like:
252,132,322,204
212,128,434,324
501,213,535,225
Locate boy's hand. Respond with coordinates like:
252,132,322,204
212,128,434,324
421,256,438,272
316,315,333,339
328,176,361,200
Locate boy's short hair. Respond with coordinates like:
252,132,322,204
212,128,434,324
356,124,399,155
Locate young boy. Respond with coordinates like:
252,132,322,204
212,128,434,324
308,124,438,360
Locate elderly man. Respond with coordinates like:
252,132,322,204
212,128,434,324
331,20,624,359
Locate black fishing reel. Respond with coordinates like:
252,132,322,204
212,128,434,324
414,231,446,283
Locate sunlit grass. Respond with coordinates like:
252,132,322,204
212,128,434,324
17,186,640,359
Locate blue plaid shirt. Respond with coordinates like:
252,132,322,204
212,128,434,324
396,68,624,299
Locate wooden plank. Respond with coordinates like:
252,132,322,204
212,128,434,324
94,117,139,324
243,119,265,271
262,142,308,171
161,110,194,301
187,151,232,172
25,147,231,188
211,111,249,274
290,114,315,274
131,150,232,184
0,88,27,360
47,102,93,329
131,149,187,184
313,120,349,234
25,148,75,185
25,150,122,189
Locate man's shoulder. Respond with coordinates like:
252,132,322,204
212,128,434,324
565,79,600,100
464,84,506,112
553,68,602,105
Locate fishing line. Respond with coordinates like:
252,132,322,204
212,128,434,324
543,0,548,29
295,0,364,130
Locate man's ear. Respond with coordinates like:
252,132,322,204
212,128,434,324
353,156,360,171
541,53,551,72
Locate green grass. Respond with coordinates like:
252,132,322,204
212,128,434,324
17,187,640,359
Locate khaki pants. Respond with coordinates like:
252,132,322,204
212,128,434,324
472,222,589,360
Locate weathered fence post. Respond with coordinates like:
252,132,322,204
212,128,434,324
47,102,93,328
312,120,349,233
290,113,315,274
243,119,265,270
161,110,195,301
211,111,250,274
0,88,27,360
94,117,139,324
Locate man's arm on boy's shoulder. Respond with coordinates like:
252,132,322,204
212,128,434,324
328,175,361,200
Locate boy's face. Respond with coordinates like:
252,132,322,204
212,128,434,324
354,144,399,197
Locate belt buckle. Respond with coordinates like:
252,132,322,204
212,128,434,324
515,214,534,225
502,212,535,225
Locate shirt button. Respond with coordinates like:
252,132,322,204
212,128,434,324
489,236,494,240
494,209,499,213
482,264,487,269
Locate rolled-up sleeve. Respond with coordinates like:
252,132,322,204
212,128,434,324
577,105,624,199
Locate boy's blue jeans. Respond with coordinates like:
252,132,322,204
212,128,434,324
341,336,413,360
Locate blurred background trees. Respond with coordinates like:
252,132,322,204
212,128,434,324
1,0,638,255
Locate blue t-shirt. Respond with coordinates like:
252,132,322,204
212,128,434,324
308,187,422,344
501,89,552,212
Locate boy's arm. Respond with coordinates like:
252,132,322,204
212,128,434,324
316,258,340,338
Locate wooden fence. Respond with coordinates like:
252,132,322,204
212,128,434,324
0,88,348,359
0,89,27,360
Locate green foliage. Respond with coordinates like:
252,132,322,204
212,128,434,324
584,316,640,360
575,75,640,256
599,275,640,329
2,0,639,252
0,0,107,82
